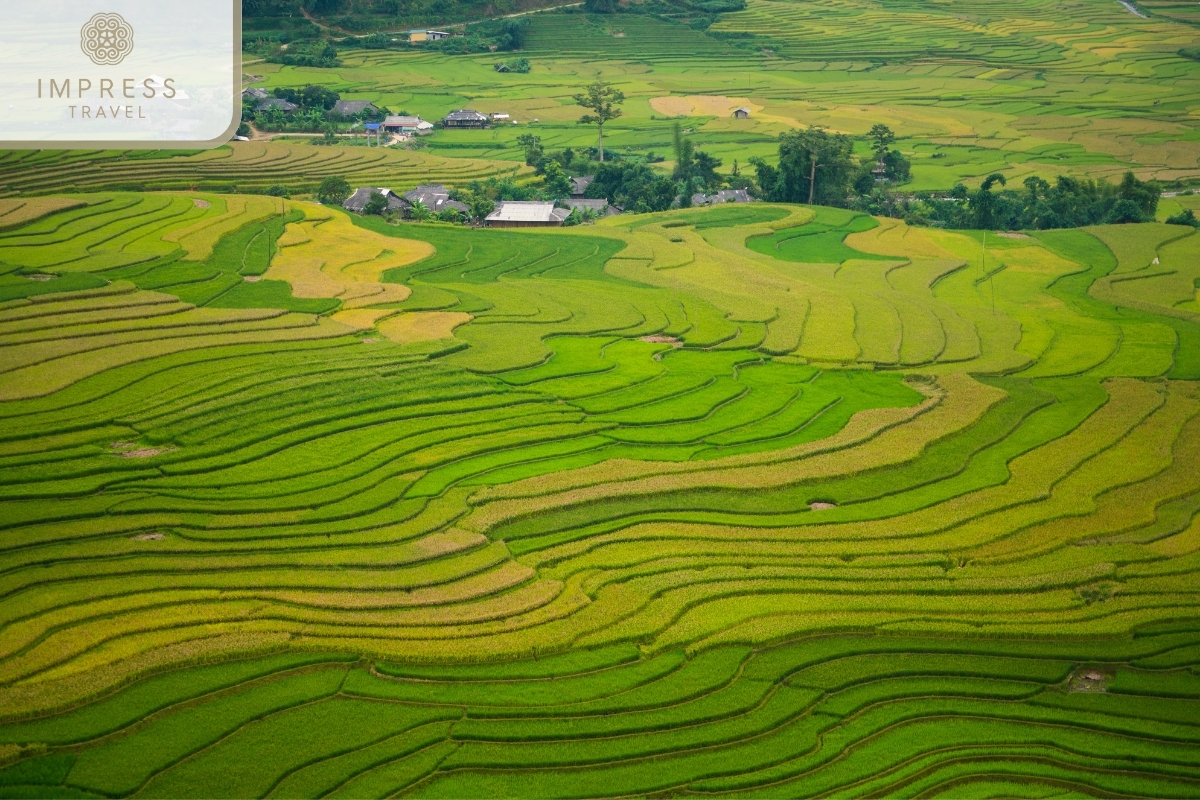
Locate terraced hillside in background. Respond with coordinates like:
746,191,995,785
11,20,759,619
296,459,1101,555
0,143,523,199
6,0,1200,198
1,195,1200,797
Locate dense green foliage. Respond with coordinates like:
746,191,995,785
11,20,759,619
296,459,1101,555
898,172,1164,231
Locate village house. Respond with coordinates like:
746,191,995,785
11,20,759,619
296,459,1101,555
491,113,511,123
442,109,489,129
333,100,381,118
383,115,433,134
733,107,751,119
407,30,451,43
569,176,594,199
241,87,270,102
401,184,470,216
343,188,406,214
486,201,571,227
255,97,298,114
561,198,621,217
692,189,753,206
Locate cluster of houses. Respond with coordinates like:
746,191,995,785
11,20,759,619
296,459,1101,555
341,169,754,226
341,177,628,227
243,87,386,119
343,185,470,216
691,189,753,206
242,89,513,134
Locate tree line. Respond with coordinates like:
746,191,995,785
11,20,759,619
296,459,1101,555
745,124,1162,229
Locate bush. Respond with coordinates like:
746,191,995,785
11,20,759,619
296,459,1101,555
317,176,351,205
364,191,388,215
267,40,339,67
1165,208,1199,227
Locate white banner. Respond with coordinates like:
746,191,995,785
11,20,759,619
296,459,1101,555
0,0,240,148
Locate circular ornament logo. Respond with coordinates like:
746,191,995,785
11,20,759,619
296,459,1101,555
81,13,134,66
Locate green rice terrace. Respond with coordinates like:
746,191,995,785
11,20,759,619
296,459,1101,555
0,190,1199,797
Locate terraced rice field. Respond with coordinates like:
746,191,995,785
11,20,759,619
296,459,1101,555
78,0,1178,196
0,143,523,198
0,193,1199,796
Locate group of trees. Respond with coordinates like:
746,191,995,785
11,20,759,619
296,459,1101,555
579,0,748,33
742,123,1162,230
584,162,677,212
748,124,909,207
890,172,1161,230
244,84,382,134
672,122,734,204
265,39,340,66
246,0,529,33
271,85,343,111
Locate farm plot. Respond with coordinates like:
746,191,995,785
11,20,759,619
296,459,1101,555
0,198,1199,796
4,632,1200,798
0,142,522,197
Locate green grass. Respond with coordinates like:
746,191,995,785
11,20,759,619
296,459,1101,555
747,208,899,264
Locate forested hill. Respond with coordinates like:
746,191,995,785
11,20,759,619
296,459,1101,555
244,0,580,35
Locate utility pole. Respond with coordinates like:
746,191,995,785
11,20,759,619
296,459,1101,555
982,229,995,315
808,157,819,205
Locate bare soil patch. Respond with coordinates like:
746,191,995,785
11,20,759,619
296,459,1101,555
243,275,261,282
24,274,56,282
996,232,1031,239
112,442,177,458
131,533,166,541
810,501,838,510
192,199,211,209
1069,668,1111,692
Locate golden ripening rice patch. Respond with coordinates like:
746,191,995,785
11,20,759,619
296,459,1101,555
0,197,86,230
649,95,762,117
265,203,432,306
378,311,473,343
844,217,961,259
330,308,398,331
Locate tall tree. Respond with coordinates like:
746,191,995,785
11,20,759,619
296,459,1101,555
759,127,855,206
868,123,895,158
574,79,625,162
515,133,543,166
969,173,1006,229
541,161,573,198
672,123,694,182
